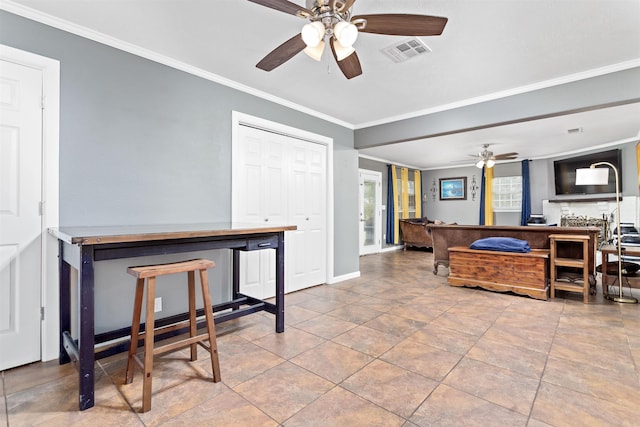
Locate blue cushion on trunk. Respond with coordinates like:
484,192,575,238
469,237,531,253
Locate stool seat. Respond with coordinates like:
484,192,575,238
125,258,221,412
127,258,215,278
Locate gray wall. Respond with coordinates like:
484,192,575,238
423,166,484,225
1,11,359,332
541,142,639,201
354,68,640,149
423,141,638,226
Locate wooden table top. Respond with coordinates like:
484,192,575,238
49,223,297,245
600,244,640,256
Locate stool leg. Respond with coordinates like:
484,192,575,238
199,269,221,382
125,278,145,384
188,270,197,362
142,277,156,413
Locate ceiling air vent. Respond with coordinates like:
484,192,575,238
381,38,431,63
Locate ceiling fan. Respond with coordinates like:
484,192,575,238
248,0,448,79
470,144,518,168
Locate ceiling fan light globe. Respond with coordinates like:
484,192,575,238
486,159,495,168
301,21,325,47
303,40,325,61
475,160,485,169
334,21,358,47
333,39,355,61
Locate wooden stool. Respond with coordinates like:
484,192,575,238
125,259,221,412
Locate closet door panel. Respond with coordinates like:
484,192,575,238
235,124,327,297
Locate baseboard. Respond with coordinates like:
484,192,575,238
328,271,360,284
381,245,404,252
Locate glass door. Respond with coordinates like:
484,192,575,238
359,169,382,255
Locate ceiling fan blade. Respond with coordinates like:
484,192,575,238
247,0,312,18
256,34,306,71
330,38,363,79
334,0,357,13
352,14,448,36
494,152,519,160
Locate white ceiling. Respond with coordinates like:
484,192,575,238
5,0,640,169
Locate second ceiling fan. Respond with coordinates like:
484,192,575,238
471,144,518,168
248,0,448,79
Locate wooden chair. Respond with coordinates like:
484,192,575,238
125,259,221,412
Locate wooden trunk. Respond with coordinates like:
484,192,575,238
448,246,550,300
429,224,600,277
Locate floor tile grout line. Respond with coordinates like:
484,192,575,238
526,298,564,425
1,371,9,427
97,360,144,423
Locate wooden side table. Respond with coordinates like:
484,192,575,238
550,234,591,303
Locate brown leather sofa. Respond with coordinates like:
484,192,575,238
399,218,435,250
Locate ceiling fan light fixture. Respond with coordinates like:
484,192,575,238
486,159,495,168
303,40,325,61
333,21,358,47
475,159,485,169
301,21,325,47
333,39,355,61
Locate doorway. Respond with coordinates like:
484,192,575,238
359,169,382,255
0,44,59,369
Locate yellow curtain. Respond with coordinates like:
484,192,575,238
391,165,400,244
401,167,409,219
414,170,422,218
484,166,494,225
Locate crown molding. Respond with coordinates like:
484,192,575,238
0,0,354,130
355,59,640,129
3,0,638,133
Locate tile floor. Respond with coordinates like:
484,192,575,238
2,249,640,426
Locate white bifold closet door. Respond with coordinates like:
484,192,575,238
234,124,327,299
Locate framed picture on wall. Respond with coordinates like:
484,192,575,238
439,177,467,200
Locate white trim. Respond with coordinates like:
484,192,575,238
231,111,335,285
423,136,640,171
358,153,423,170
4,0,638,132
327,270,360,284
358,169,383,256
528,136,639,161
355,59,640,129
381,245,404,252
0,44,60,362
0,0,353,129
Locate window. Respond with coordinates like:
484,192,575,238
408,180,416,216
395,177,404,215
492,176,522,211
396,176,418,218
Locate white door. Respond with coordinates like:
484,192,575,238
234,124,327,298
235,125,285,299
359,169,382,255
0,59,43,370
287,139,327,292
